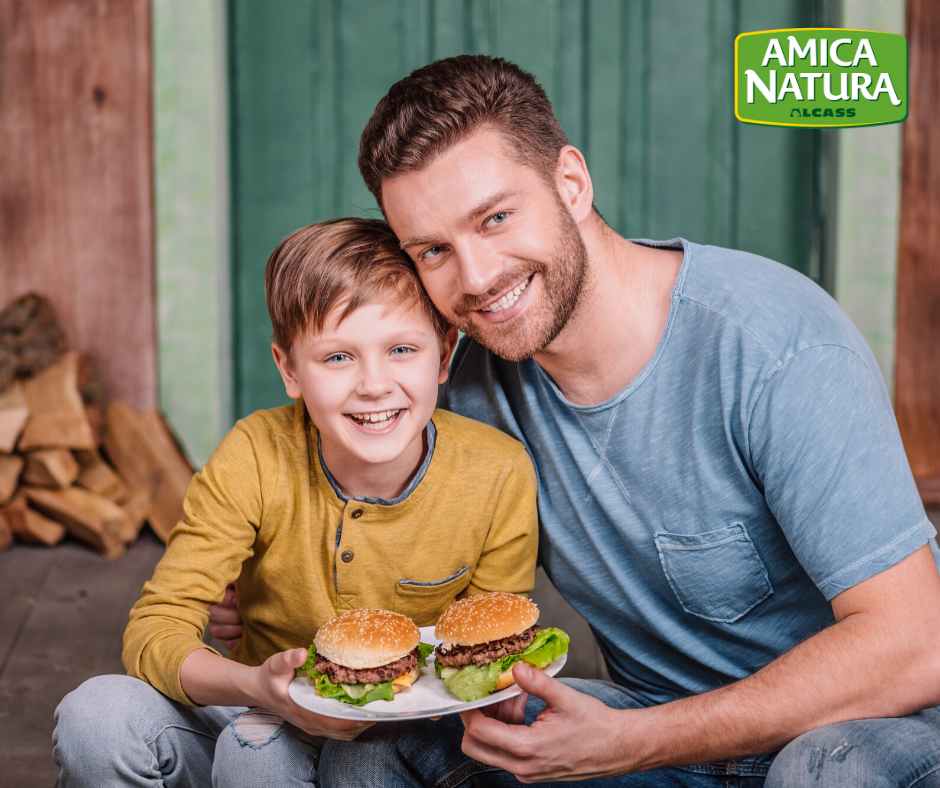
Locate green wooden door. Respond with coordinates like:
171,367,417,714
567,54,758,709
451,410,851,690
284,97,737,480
229,0,833,418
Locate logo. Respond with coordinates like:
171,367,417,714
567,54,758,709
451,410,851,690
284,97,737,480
735,28,908,128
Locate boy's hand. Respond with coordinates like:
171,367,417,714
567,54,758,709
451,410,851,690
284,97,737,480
250,647,375,740
208,584,245,650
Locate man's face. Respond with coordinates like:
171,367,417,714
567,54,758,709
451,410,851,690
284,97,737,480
383,128,588,362
273,299,452,471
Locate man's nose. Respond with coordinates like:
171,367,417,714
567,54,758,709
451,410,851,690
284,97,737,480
454,238,504,296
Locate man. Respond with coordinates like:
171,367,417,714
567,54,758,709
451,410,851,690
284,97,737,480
215,55,940,786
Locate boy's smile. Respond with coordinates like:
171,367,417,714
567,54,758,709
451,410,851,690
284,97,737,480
273,300,455,500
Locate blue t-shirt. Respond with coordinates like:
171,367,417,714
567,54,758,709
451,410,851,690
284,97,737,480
442,239,933,707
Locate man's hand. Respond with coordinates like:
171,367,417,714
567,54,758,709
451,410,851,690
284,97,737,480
179,647,374,741
459,545,940,781
208,584,245,650
459,664,632,783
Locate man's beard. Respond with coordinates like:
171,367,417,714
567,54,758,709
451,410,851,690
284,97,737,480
451,200,589,363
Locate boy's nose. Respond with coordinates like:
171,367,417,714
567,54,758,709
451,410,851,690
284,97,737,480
356,363,395,398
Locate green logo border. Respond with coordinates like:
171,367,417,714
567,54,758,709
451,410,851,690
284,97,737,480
734,27,909,129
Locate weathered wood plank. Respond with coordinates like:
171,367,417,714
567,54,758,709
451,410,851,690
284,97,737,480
0,534,164,787
0,0,155,412
896,0,940,506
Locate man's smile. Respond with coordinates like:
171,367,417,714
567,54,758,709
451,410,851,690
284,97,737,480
480,276,531,313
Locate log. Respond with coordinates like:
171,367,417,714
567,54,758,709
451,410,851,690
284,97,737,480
0,506,11,553
0,293,67,383
103,401,193,541
0,453,24,504
142,409,196,474
21,485,128,558
22,449,80,488
0,380,29,452
17,352,96,450
120,486,152,543
74,449,131,503
0,493,66,545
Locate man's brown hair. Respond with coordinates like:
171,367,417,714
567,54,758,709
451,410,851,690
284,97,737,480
264,218,449,360
359,55,570,210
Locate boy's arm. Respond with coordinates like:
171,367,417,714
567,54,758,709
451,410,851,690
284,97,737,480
464,447,539,597
122,421,267,705
179,647,373,739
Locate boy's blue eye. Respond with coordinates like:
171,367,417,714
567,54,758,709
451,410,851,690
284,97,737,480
326,353,350,363
390,346,414,356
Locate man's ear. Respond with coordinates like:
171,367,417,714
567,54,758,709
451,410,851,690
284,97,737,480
438,326,459,384
271,343,303,399
555,145,594,225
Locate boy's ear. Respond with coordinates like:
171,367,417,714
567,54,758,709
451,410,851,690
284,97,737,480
271,343,303,400
438,327,459,384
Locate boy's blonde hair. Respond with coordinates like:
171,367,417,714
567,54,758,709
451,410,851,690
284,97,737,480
264,218,449,360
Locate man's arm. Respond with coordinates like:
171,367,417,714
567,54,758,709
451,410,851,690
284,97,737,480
459,543,940,782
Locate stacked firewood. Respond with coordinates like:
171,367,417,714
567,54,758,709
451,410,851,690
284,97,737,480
0,294,194,558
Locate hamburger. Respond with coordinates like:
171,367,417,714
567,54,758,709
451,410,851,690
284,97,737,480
434,592,570,702
301,609,434,705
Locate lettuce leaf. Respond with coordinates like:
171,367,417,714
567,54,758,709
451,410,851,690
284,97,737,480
311,672,395,705
297,642,428,706
440,627,570,702
442,661,502,701
418,642,435,663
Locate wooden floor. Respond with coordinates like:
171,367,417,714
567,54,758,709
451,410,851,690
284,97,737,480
2,511,938,786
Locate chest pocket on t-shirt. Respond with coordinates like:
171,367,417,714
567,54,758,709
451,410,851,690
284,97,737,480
395,566,470,627
654,523,773,623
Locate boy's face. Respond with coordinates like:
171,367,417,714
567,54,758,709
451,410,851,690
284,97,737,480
273,298,455,472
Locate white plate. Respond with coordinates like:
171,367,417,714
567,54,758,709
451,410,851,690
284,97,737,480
288,625,566,721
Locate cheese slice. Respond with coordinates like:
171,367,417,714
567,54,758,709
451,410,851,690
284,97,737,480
392,672,413,688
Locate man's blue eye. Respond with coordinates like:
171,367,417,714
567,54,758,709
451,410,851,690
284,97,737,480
423,246,445,260
488,212,508,226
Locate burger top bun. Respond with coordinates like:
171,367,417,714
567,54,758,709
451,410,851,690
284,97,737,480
434,592,539,646
315,609,420,669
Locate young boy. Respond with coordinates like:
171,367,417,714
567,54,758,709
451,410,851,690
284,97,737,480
52,218,538,787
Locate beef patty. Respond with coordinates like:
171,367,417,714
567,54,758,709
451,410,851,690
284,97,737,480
314,647,419,685
435,625,542,668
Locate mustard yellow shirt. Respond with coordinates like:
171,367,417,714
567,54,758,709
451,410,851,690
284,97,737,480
123,403,538,705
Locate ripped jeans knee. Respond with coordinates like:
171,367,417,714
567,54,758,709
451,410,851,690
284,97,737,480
212,708,321,787
765,708,940,788
231,708,285,749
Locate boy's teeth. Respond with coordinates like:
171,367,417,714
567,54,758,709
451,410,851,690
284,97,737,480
482,277,528,313
350,410,400,425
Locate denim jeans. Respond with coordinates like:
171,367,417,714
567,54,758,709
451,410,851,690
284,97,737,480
319,678,940,788
53,675,323,787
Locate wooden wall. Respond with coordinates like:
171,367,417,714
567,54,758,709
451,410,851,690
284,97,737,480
0,0,156,410
896,0,940,506
229,0,828,417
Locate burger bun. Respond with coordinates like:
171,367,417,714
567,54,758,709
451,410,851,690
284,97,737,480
315,609,420,669
435,592,539,646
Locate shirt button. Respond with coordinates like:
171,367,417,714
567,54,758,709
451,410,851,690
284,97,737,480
341,550,354,563
350,509,363,519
